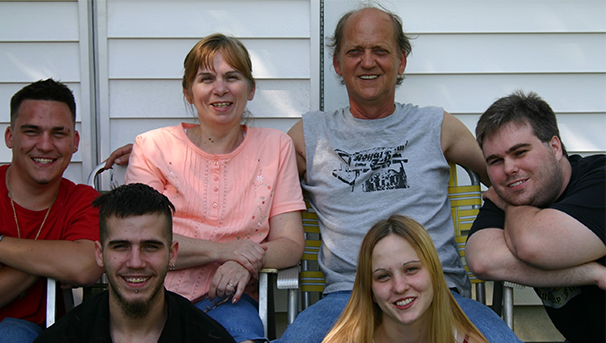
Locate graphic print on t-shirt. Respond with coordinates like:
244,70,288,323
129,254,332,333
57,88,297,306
332,142,409,192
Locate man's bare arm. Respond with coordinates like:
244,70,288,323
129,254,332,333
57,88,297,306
0,267,39,308
483,188,606,269
466,228,605,289
0,238,104,286
287,119,307,181
440,111,490,186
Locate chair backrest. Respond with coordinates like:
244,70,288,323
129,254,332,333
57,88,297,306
298,163,485,308
447,163,484,286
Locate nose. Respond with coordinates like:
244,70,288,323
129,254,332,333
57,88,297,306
503,157,519,175
213,78,228,96
360,50,376,69
36,132,53,152
126,249,146,269
393,275,409,294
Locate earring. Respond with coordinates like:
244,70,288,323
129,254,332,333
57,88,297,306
169,263,176,271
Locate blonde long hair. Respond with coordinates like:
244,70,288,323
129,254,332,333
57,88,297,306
322,215,487,343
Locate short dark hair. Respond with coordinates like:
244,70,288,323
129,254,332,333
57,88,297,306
327,4,413,86
10,78,77,126
93,183,175,244
476,90,567,156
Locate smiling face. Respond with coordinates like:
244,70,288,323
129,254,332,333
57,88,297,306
95,213,178,319
333,8,407,118
371,234,433,330
483,122,565,207
184,52,255,129
5,99,79,187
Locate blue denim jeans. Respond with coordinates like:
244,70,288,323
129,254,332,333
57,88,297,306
0,318,41,343
195,294,267,343
274,290,522,343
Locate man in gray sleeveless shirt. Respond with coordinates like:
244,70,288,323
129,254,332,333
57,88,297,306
277,5,521,343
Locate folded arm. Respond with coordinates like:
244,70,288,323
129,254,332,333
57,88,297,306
483,188,606,269
0,266,39,308
466,228,605,289
0,238,103,287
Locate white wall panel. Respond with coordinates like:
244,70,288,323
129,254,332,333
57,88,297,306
107,0,310,38
408,33,605,74
391,0,605,33
0,43,81,82
108,38,310,79
0,2,79,41
397,74,606,113
109,79,310,119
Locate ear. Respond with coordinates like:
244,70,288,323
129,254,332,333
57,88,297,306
169,241,179,266
94,241,104,268
398,50,407,76
550,136,564,160
333,54,343,77
183,88,194,104
5,126,13,149
247,86,256,101
73,130,80,153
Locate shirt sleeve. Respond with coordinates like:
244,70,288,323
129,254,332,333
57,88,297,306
269,134,306,218
550,159,605,244
468,199,505,240
124,133,168,192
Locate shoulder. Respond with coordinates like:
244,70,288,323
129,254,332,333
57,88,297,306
35,291,109,342
247,127,293,147
60,179,100,202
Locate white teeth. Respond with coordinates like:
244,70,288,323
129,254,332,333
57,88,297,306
509,180,524,187
212,102,231,108
34,158,53,164
359,75,378,80
396,298,413,306
124,277,148,283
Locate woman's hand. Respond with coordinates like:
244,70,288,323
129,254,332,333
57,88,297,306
217,240,267,277
209,260,253,303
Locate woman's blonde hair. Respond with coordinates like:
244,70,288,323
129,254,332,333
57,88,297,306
322,215,487,343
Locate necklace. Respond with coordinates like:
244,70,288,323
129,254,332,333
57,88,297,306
5,167,58,240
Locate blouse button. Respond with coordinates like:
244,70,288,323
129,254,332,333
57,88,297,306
212,202,218,208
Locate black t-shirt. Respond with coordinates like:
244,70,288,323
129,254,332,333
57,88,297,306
469,154,605,343
33,289,236,343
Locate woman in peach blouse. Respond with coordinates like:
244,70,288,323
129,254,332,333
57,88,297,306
124,33,305,343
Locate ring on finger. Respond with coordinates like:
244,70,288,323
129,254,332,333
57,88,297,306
228,283,234,288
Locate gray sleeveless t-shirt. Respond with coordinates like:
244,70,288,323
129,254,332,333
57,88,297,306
302,103,470,297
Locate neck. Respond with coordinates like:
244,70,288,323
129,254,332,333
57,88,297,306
109,292,167,343
557,156,573,199
187,124,245,154
349,99,396,120
5,165,60,211
375,318,429,343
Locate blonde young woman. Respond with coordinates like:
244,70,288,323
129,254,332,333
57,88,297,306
124,34,306,343
322,215,488,343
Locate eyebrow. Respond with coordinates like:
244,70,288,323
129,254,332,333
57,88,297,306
19,124,71,132
108,239,165,246
372,260,421,274
485,143,531,163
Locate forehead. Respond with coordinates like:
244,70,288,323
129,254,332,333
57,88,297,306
342,9,397,49
482,122,537,154
15,99,74,127
104,214,168,244
372,234,418,266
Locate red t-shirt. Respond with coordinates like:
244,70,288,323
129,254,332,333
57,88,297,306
0,165,100,325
